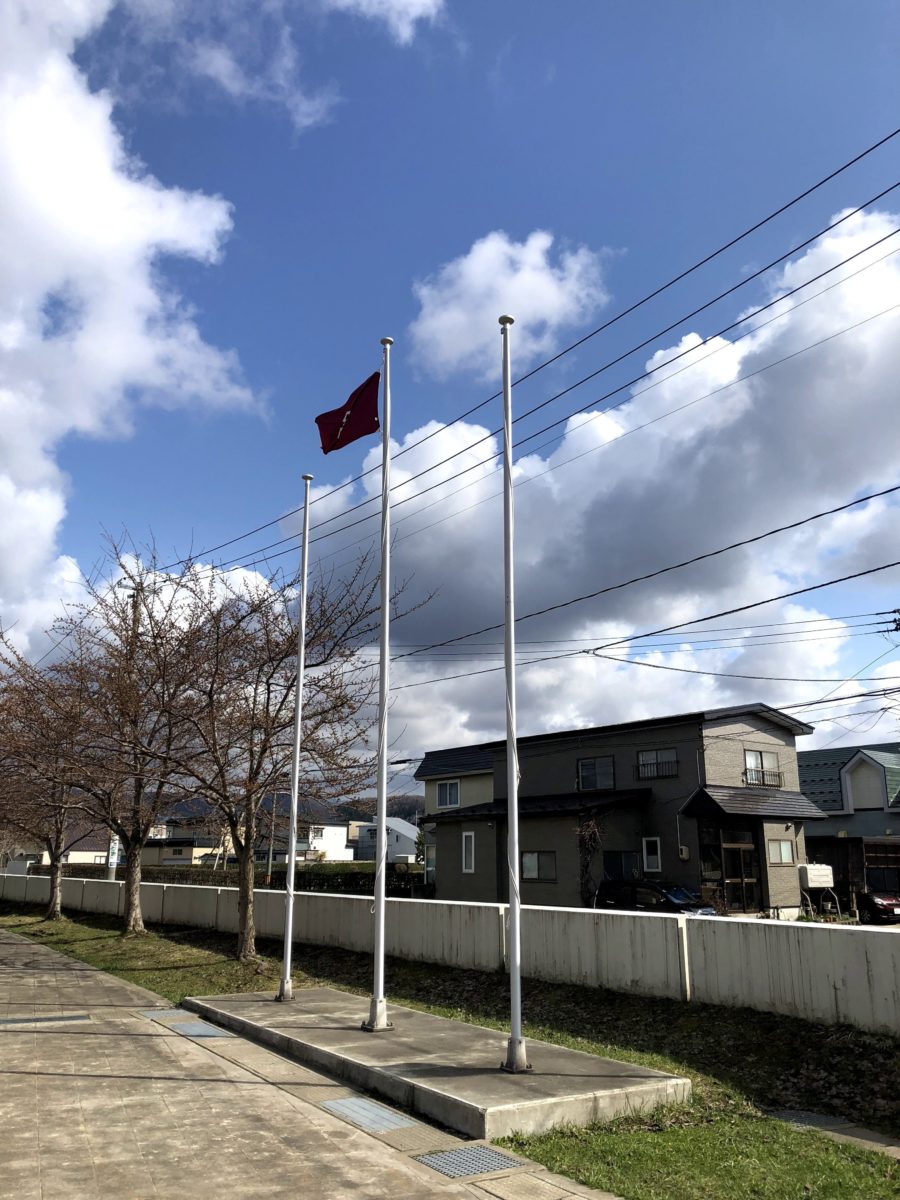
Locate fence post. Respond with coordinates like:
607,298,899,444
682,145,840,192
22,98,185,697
499,904,509,972
676,915,692,1002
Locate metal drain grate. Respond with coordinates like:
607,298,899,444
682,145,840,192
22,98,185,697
321,1097,417,1133
0,1013,90,1026
140,1008,191,1021
170,1020,233,1038
414,1146,523,1179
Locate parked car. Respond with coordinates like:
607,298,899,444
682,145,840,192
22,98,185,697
593,880,717,916
856,890,900,925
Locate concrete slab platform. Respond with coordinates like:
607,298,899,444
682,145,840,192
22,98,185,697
184,987,690,1139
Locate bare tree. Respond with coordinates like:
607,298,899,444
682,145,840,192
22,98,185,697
0,668,100,919
169,557,380,960
33,545,205,934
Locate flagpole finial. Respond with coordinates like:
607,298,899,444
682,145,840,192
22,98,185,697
302,473,314,482
381,336,394,346
499,314,515,326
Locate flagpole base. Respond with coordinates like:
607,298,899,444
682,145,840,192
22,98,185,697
501,1037,532,1073
275,979,294,1002
361,997,393,1032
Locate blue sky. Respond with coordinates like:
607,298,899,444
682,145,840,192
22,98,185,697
60,1,900,557
4,1,900,758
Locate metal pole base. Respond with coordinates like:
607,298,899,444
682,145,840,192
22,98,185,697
361,997,393,1032
275,979,294,1002
501,1037,532,1073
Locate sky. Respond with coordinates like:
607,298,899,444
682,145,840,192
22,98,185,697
3,1,900,790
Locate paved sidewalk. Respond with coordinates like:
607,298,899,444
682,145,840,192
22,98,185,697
0,930,620,1199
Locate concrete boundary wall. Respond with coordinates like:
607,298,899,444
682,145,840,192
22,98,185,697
2,875,898,1035
686,915,900,1034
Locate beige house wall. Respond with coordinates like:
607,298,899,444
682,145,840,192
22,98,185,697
702,715,802,789
845,759,886,810
423,772,493,816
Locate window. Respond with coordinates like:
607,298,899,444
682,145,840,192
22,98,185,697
577,756,615,791
522,851,557,881
642,837,662,873
744,749,783,787
461,830,475,874
438,780,460,808
310,827,324,839
169,848,184,856
768,839,794,865
93,856,105,865
636,747,678,780
603,850,641,880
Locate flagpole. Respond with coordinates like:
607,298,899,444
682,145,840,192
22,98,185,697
364,336,393,1032
277,472,314,1002
500,315,529,1073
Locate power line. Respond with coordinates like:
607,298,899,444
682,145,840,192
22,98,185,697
191,233,900,580
391,558,900,690
270,197,900,557
157,129,900,571
391,482,900,662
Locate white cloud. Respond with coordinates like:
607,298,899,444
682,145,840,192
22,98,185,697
408,230,609,381
301,209,900,756
0,2,255,652
102,0,441,130
320,0,444,45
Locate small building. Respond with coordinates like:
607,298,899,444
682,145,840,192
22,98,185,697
418,703,824,918
354,817,419,863
799,741,900,909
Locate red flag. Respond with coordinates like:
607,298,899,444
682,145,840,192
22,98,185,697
315,371,380,454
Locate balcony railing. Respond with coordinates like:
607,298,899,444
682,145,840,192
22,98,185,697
634,760,679,780
744,767,784,788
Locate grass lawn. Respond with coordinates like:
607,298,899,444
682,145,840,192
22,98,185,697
2,902,898,1200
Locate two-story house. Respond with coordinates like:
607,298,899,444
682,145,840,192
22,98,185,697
417,703,824,917
799,741,900,911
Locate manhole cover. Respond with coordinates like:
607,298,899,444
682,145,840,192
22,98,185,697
414,1146,523,1178
322,1097,417,1133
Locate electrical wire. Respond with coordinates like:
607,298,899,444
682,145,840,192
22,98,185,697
156,130,900,571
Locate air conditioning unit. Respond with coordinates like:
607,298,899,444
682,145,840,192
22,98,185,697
799,863,834,890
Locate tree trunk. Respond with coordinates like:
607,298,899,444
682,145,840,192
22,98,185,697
122,840,145,936
47,857,63,921
236,835,256,961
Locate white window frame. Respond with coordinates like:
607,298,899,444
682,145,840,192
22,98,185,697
437,779,460,809
767,838,795,865
642,836,662,873
93,855,105,865
461,830,475,874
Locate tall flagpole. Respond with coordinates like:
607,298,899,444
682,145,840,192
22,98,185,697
277,472,314,1002
364,336,393,1032
500,315,529,1073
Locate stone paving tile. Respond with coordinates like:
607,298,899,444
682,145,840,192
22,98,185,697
0,928,620,1199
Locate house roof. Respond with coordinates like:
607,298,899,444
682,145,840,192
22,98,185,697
798,741,900,812
416,703,813,780
65,826,110,853
682,785,826,822
415,745,494,780
258,794,351,826
355,817,418,839
429,788,652,823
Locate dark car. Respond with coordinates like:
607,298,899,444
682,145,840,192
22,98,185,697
857,890,900,925
593,879,717,916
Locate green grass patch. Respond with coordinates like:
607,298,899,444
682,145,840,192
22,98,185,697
2,902,898,1200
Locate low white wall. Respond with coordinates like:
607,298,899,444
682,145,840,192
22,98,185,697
521,905,689,1000
687,916,900,1036
3,875,898,1035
